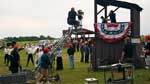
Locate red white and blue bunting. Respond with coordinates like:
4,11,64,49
94,22,131,43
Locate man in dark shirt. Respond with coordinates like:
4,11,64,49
85,43,90,63
144,42,150,56
37,47,51,84
10,45,20,73
109,10,116,23
143,36,150,69
121,37,134,63
67,44,75,69
67,7,79,27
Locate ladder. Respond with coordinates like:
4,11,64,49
50,20,82,63
50,27,74,61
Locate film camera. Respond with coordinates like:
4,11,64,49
77,10,84,20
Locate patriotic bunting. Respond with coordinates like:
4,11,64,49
94,22,131,43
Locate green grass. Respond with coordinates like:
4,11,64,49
0,41,150,84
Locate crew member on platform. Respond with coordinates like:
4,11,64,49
67,7,79,28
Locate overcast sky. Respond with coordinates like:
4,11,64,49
0,0,149,39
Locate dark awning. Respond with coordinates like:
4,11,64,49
63,28,95,35
96,0,143,11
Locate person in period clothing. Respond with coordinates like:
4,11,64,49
4,43,13,66
80,40,85,62
56,48,63,70
84,43,90,63
26,44,34,66
4,46,9,64
9,45,20,73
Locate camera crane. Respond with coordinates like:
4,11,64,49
50,10,84,63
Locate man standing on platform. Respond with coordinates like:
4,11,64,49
109,10,116,23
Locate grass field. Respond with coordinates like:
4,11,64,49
0,41,150,84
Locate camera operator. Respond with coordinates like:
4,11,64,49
67,7,79,28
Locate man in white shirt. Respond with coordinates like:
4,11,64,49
26,44,34,67
4,44,13,66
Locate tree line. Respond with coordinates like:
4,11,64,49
4,35,55,42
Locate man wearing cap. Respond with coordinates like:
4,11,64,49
9,45,20,73
36,47,51,84
143,36,150,69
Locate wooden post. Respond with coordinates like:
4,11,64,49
93,0,98,71
94,0,97,23
131,10,140,37
130,9,143,68
97,7,105,15
104,6,107,18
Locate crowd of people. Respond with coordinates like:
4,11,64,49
66,38,94,69
3,41,54,84
2,37,94,84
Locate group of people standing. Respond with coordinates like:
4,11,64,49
24,43,64,84
2,38,94,83
26,43,63,84
66,38,94,69
3,42,64,84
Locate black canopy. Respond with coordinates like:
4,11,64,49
96,0,142,11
